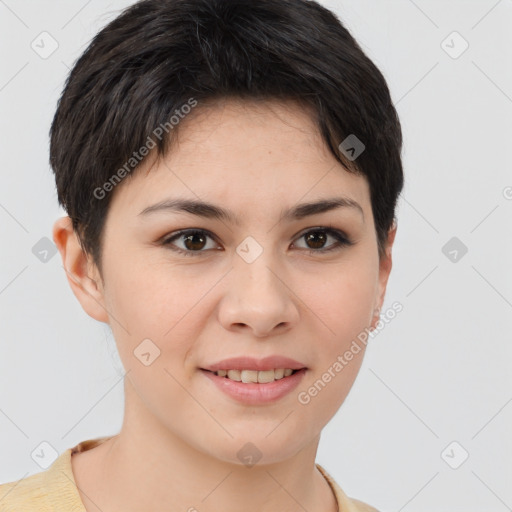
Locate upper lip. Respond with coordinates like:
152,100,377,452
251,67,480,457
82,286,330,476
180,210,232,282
201,356,307,372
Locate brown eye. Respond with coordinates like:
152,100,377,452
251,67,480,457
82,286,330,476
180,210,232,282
304,231,328,249
293,228,353,254
182,232,207,250
161,226,353,258
162,229,220,256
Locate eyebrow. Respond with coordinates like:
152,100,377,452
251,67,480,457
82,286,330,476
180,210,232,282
138,196,364,224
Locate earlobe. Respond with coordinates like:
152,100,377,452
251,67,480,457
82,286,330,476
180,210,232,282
52,216,109,324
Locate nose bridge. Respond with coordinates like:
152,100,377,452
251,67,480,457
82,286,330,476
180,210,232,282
218,236,299,336
234,238,284,303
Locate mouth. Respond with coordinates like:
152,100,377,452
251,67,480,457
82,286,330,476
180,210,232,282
200,367,307,404
201,368,303,384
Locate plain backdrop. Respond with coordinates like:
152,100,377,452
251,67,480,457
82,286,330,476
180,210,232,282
0,1,511,511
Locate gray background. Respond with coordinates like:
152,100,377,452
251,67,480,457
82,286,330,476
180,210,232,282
1,1,511,511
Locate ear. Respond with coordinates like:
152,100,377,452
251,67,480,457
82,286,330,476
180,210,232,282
370,221,397,330
52,216,109,323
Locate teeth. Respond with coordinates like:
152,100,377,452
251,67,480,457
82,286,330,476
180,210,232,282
241,370,258,383
274,368,285,379
214,368,297,382
227,369,241,381
257,370,275,383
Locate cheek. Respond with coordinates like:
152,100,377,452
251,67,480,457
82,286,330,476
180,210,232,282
103,254,205,333
289,260,376,416
295,268,372,426
301,260,378,348
100,256,212,375
299,349,365,435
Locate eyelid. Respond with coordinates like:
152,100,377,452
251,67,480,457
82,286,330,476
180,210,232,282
291,226,353,251
161,226,353,256
161,229,222,253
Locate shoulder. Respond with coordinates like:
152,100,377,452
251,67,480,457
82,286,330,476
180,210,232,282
0,445,83,512
316,463,381,512
0,468,52,511
349,497,381,512
0,437,113,511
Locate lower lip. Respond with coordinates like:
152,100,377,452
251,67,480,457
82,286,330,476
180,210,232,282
200,368,307,405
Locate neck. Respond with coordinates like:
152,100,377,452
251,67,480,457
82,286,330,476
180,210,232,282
73,378,338,512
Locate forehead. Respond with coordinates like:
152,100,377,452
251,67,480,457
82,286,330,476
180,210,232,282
108,98,371,220
167,97,328,164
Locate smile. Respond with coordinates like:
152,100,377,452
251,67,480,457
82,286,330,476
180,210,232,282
201,368,307,404
211,368,297,383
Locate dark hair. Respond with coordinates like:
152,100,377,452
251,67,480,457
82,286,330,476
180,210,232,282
50,0,403,276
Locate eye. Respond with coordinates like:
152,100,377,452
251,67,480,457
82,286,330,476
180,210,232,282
161,229,220,256
292,227,353,254
161,226,354,257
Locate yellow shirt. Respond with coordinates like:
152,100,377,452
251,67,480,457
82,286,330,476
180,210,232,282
0,437,379,511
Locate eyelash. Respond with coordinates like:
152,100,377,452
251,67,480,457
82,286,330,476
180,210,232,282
161,227,354,257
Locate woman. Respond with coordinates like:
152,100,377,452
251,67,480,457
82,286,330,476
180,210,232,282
0,0,403,510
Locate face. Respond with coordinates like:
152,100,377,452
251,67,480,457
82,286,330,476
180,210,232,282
59,98,394,465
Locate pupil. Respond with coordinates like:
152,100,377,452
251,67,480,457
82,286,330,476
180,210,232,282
306,231,326,249
184,233,206,250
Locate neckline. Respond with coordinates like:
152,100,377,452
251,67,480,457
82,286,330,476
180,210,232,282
58,437,353,512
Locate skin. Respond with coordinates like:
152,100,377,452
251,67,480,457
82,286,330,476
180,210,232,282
53,97,396,512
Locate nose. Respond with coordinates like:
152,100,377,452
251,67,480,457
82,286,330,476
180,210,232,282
217,250,300,338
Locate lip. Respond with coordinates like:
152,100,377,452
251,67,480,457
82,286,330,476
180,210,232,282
201,355,307,372
201,367,307,405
